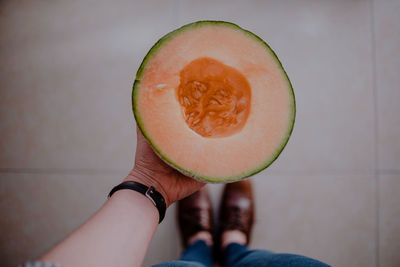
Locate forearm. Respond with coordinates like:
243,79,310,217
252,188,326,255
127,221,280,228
37,129,203,267
40,189,158,267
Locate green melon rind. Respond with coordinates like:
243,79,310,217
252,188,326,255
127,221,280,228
132,20,296,183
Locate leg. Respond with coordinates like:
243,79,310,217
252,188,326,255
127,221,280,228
153,240,212,267
180,240,213,267
154,188,214,267
224,243,331,267
153,261,204,267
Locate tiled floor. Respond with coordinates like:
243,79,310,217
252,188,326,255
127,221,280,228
0,0,399,266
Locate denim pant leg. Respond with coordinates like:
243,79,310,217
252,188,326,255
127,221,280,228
153,240,213,267
224,243,331,267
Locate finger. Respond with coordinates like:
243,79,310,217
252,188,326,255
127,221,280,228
136,126,146,143
136,126,153,152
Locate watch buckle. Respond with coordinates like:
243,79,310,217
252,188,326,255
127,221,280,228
145,186,156,206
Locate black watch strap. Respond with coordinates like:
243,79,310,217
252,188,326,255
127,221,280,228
108,181,166,223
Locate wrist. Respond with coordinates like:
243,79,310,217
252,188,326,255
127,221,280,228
125,168,172,207
111,189,159,223
110,180,167,223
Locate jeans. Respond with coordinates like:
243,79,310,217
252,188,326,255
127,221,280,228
153,240,331,267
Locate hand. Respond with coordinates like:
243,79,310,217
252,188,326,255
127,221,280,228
125,127,205,207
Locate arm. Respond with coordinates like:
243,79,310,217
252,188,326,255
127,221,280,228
40,129,204,267
41,189,158,267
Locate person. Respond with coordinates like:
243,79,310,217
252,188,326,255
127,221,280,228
21,129,331,267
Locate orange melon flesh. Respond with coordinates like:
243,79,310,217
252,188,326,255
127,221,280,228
178,57,251,138
133,21,295,182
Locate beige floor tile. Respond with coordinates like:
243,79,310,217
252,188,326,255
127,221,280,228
379,174,400,267
150,174,377,266
250,173,376,267
374,0,400,170
0,174,378,267
0,173,121,267
178,0,375,173
0,0,176,172
0,0,377,174
0,172,184,267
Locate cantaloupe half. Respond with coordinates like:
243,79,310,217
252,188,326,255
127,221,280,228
132,21,295,183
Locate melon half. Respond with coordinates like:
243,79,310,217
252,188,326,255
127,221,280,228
132,21,295,183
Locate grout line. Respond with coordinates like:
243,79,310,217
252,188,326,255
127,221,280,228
376,173,380,267
371,2,379,171
265,169,375,176
0,167,377,176
377,169,400,175
370,0,380,265
0,168,128,176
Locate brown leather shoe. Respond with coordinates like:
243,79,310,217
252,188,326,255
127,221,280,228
219,180,254,245
177,187,213,247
